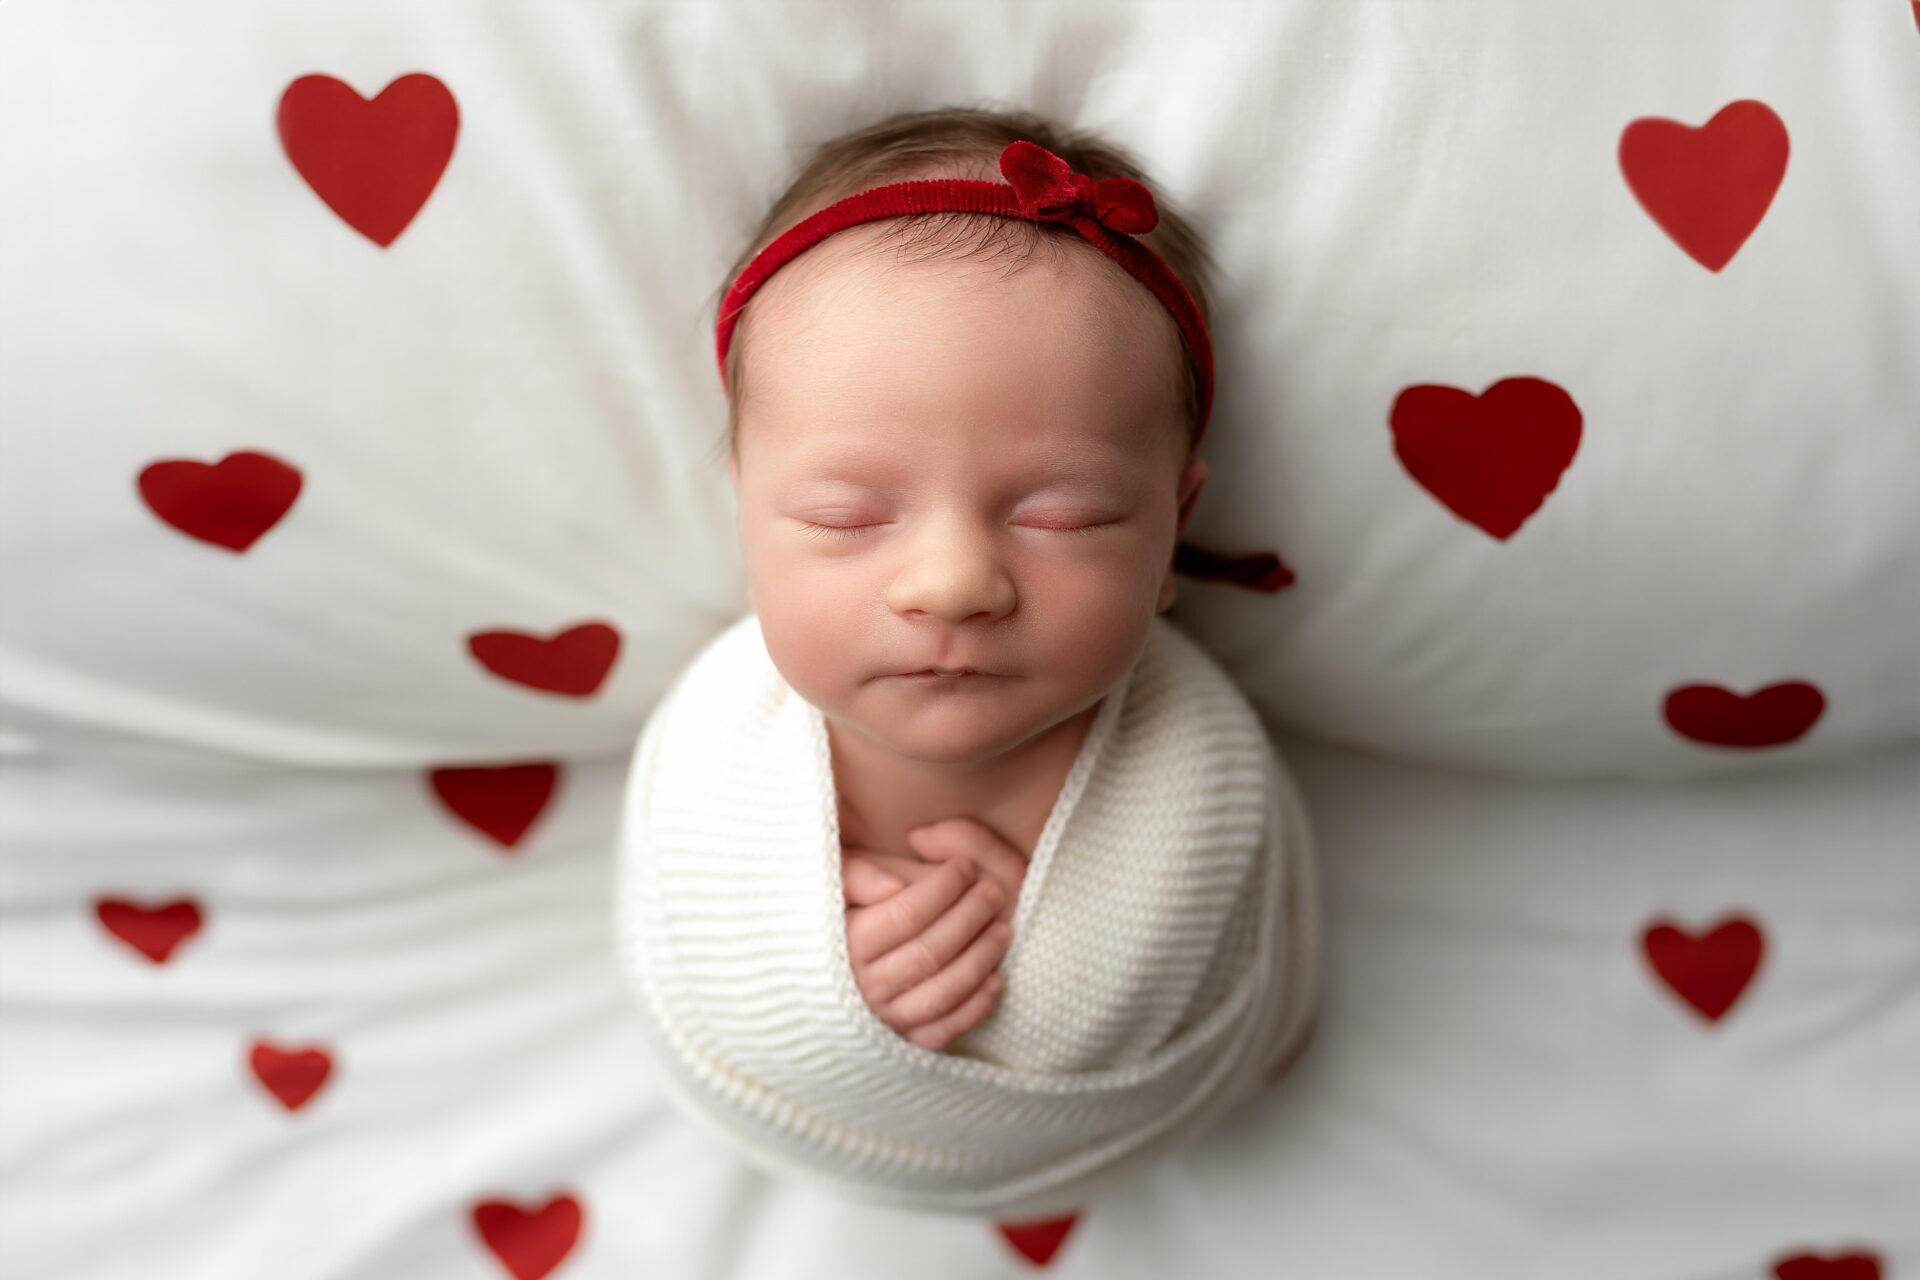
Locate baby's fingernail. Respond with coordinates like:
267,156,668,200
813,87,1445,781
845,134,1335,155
877,875,906,892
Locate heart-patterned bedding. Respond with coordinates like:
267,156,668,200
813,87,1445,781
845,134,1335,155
2,1,1915,1276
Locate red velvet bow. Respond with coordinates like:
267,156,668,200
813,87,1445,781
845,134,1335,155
998,140,1159,235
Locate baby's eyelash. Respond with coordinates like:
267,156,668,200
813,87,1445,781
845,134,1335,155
798,521,871,542
796,520,1111,541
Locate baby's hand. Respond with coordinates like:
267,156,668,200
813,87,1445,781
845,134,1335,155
904,818,1027,929
846,818,1027,929
842,847,1013,1051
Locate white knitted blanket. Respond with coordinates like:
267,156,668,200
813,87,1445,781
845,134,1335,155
614,612,1322,1218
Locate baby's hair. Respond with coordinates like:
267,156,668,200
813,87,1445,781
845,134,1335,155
706,104,1218,472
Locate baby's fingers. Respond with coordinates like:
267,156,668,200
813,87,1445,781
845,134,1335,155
909,818,1024,925
905,972,1007,1052
846,858,977,965
841,854,907,907
854,865,1007,1006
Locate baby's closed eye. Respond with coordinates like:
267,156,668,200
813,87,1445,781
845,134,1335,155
796,518,1118,541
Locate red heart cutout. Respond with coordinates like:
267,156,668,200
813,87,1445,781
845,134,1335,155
94,897,204,964
1663,680,1825,748
1619,99,1789,272
247,1039,334,1112
277,73,459,247
137,451,302,552
468,622,622,697
1389,376,1582,539
1641,914,1765,1023
471,1194,584,1280
1774,1249,1884,1280
995,1213,1081,1267
429,763,561,849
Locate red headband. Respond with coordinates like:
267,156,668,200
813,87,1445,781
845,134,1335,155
714,139,1216,445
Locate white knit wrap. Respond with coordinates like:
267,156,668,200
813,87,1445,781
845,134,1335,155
614,612,1322,1219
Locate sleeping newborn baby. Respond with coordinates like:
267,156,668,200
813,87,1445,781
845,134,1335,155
616,107,1322,1220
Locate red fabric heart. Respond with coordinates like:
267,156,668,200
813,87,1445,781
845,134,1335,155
137,451,302,552
1663,681,1825,748
428,763,561,849
247,1040,334,1112
276,73,459,247
1641,915,1765,1023
1388,376,1582,540
94,897,204,964
995,1213,1080,1267
1619,99,1789,272
467,622,622,697
1774,1250,1885,1280
471,1194,584,1280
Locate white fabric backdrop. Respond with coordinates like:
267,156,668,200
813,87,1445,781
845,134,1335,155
2,0,1915,1276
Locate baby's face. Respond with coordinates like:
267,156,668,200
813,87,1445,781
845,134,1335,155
729,231,1207,767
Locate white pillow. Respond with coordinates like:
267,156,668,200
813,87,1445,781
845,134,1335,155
2,2,1915,1277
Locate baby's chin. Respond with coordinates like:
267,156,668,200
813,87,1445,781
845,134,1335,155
832,689,1051,769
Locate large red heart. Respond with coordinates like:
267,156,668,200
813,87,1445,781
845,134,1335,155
277,73,459,247
94,897,204,964
1774,1250,1884,1280
1663,680,1825,748
1388,376,1582,540
1619,99,1789,272
995,1213,1080,1267
470,1194,584,1280
467,622,622,697
137,451,302,552
428,763,561,849
247,1040,334,1112
1640,915,1765,1023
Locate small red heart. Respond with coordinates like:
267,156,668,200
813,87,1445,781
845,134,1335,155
471,1194,584,1280
1641,915,1765,1023
468,622,622,697
428,763,561,849
1619,99,1789,272
94,897,204,964
1774,1249,1885,1280
1389,376,1582,540
995,1213,1080,1267
247,1039,334,1112
277,73,459,247
137,451,302,552
1663,680,1825,748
